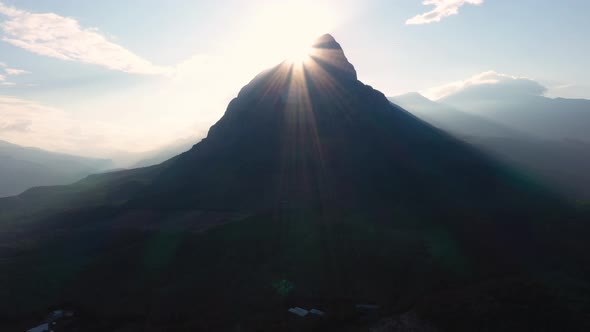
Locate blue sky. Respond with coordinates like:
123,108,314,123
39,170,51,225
0,0,588,160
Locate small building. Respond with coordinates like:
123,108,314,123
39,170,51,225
310,308,325,316
288,307,309,317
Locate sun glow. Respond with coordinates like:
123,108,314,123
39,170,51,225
238,1,339,66
285,45,314,64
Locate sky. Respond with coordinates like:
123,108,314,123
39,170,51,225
0,0,589,161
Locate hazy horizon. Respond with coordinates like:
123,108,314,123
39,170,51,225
1,0,589,161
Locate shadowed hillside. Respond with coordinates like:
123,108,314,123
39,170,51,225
391,93,590,200
0,35,589,332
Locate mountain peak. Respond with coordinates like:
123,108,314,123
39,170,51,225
312,34,340,50
309,33,357,81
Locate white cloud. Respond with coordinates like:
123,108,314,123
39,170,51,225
406,0,484,25
423,71,546,100
5,68,30,75
0,64,28,86
0,2,171,75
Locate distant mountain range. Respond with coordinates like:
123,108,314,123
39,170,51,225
0,35,588,331
0,137,195,197
440,84,590,143
390,92,529,139
390,90,590,199
0,139,113,197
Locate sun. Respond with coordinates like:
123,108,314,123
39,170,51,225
240,1,338,66
284,41,314,64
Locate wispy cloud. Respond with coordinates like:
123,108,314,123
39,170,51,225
0,62,29,85
406,0,484,25
5,68,30,75
0,2,171,75
540,80,590,100
423,71,546,100
0,73,14,85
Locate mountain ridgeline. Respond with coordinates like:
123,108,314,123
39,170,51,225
0,35,588,332
134,34,554,216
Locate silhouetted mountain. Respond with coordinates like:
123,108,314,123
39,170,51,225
135,35,553,215
0,139,113,197
0,35,588,332
391,93,590,199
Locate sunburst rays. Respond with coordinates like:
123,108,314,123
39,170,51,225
275,39,357,209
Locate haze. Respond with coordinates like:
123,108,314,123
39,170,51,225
1,0,589,163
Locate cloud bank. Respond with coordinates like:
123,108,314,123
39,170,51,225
406,0,484,25
424,71,547,100
0,2,171,74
